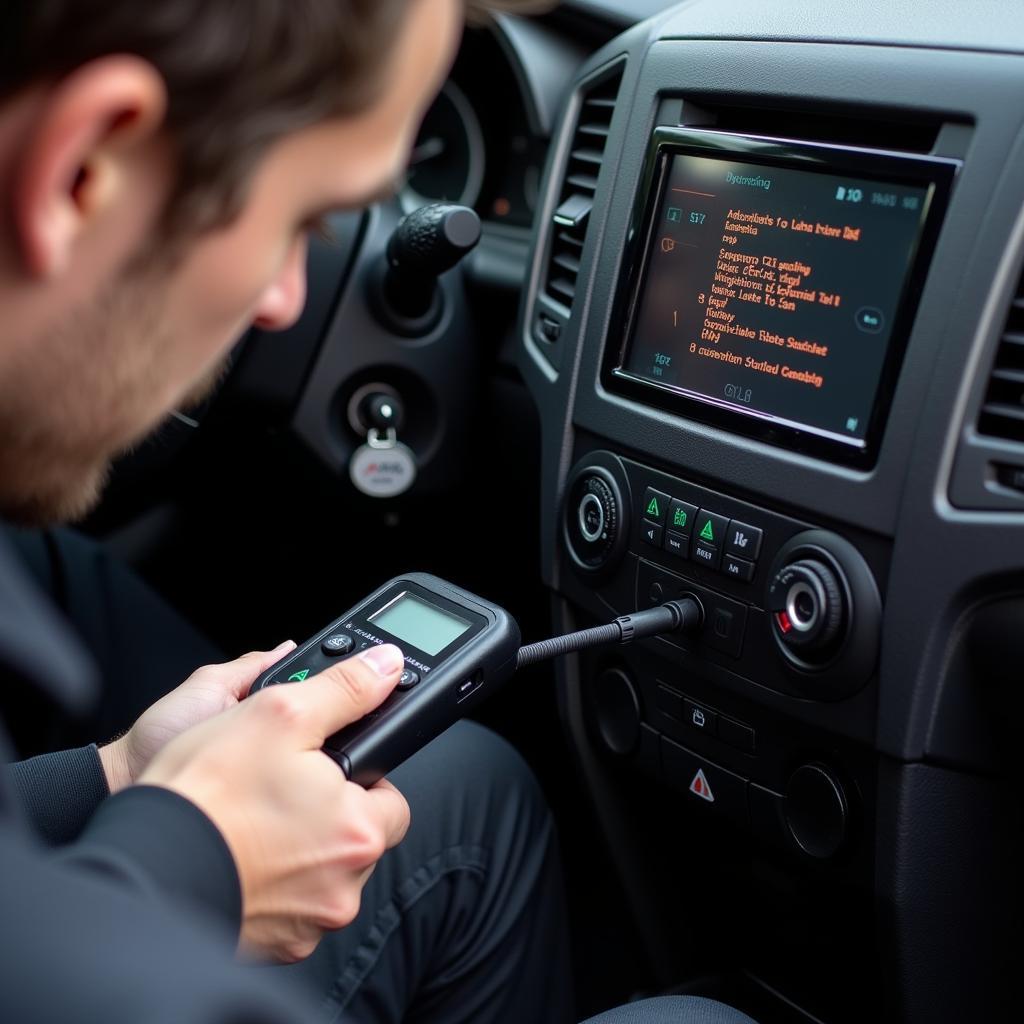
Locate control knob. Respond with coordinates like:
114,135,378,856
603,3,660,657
768,559,844,658
564,466,625,573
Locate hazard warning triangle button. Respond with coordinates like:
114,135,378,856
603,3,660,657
689,768,715,802
663,738,746,824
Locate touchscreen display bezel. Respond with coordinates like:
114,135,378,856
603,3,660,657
602,127,957,467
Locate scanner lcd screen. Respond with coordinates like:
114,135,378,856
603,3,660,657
369,592,472,656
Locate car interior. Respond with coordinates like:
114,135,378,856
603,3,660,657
78,1,1024,1021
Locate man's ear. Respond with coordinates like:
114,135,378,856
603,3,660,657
12,56,167,279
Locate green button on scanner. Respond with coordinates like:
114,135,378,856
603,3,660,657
287,668,310,682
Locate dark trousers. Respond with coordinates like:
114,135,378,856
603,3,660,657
7,527,757,1024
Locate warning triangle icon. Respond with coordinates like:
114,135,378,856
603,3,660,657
646,497,660,517
689,768,715,802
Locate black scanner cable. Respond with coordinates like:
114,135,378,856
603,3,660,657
515,597,703,669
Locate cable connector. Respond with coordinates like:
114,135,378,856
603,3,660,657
516,597,703,669
615,598,703,644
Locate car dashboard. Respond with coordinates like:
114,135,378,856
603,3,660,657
516,2,1024,1022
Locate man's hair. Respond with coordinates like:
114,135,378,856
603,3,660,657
0,0,544,233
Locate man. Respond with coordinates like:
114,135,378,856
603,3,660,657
0,1,757,1020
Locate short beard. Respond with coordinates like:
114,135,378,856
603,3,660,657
0,461,111,529
178,352,231,412
0,257,171,527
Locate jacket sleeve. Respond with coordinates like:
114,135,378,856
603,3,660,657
6,743,109,844
0,820,319,1023
57,783,243,934
6,736,242,933
7,751,242,932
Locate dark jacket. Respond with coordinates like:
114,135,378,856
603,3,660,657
0,534,316,1022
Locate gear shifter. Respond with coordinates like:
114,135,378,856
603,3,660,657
375,203,481,334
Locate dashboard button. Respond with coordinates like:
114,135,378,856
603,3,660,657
718,716,756,753
703,598,747,658
692,541,722,569
637,561,672,610
723,555,755,582
641,487,671,525
684,699,717,735
661,737,747,827
664,530,690,558
694,510,729,548
656,685,685,720
724,520,763,560
640,520,664,548
667,498,698,534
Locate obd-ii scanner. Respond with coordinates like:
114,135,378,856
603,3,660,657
250,572,702,786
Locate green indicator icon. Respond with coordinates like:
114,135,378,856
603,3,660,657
646,497,660,517
672,508,688,528
667,206,682,223
699,520,715,542
287,668,310,682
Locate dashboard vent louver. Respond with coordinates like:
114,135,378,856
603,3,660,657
542,65,624,314
977,267,1024,444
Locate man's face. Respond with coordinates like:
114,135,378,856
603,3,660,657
0,0,460,525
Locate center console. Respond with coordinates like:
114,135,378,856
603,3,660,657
518,3,1024,1022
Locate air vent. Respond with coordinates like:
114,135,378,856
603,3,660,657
977,267,1024,443
541,64,624,315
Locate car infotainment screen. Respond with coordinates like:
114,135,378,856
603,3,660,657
611,130,955,464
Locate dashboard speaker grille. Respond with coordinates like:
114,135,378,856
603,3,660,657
977,267,1024,444
541,63,624,315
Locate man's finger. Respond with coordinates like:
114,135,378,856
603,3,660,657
244,639,298,670
366,778,411,848
277,644,405,744
220,640,298,698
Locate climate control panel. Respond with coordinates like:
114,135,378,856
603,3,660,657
561,451,884,701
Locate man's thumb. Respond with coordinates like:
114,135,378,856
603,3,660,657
296,644,405,742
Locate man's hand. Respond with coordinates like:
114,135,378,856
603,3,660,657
98,641,298,793
138,643,412,962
